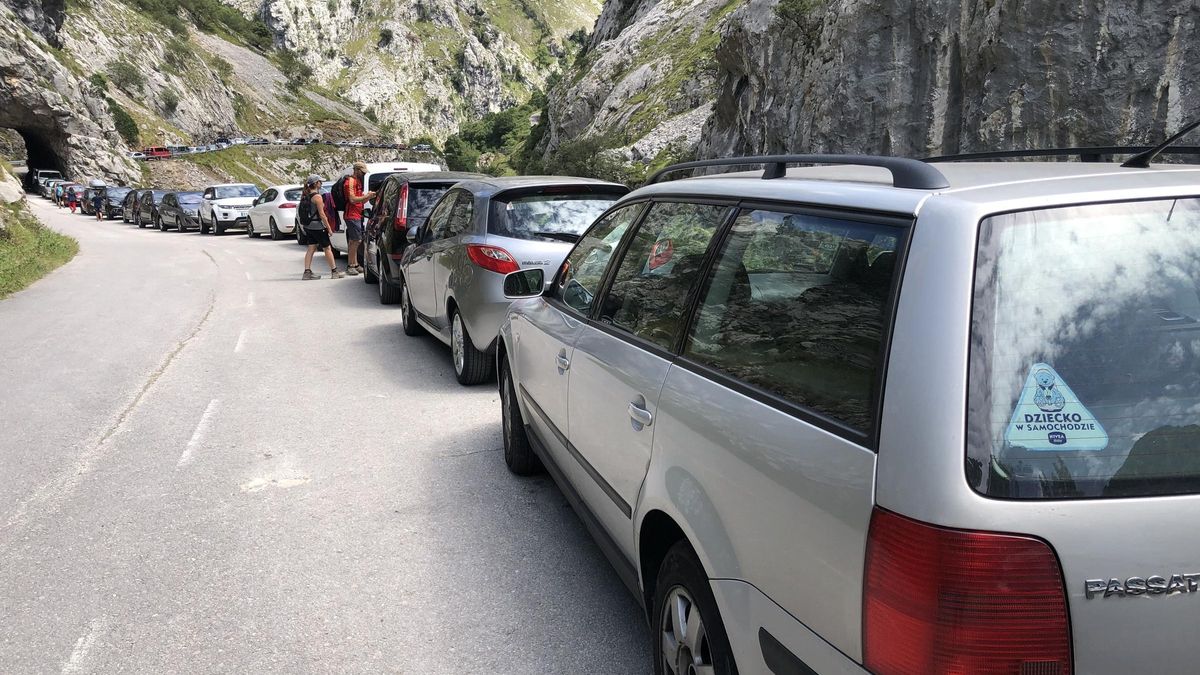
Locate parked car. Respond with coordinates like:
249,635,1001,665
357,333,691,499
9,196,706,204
121,189,142,223
493,150,1200,675
101,186,131,219
157,191,203,231
128,151,147,160
198,183,261,235
143,147,171,160
327,161,443,253
80,187,100,216
398,176,627,384
44,179,64,201
135,189,168,228
247,184,302,240
247,138,268,146
411,143,433,152
363,171,485,302
30,169,62,193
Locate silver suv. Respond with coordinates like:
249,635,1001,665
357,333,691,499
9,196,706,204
495,152,1200,675
398,176,628,384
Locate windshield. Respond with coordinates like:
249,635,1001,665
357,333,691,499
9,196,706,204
968,197,1200,499
149,190,167,202
214,185,259,199
178,193,203,205
489,193,622,242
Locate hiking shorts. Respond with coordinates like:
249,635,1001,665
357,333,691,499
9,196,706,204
305,227,330,249
344,218,364,242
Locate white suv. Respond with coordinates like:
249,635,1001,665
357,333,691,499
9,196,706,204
198,183,261,235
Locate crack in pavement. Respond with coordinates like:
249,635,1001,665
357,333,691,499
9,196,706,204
0,292,218,539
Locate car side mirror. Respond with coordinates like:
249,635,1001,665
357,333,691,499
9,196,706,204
503,269,545,298
406,225,423,244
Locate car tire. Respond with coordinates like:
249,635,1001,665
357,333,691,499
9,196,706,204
137,214,145,228
214,218,225,236
199,215,208,234
364,249,379,285
248,222,260,238
269,218,283,241
156,215,165,231
399,277,422,336
175,216,183,232
451,309,493,386
652,541,737,675
500,358,542,476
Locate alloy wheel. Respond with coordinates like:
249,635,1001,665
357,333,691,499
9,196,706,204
451,313,465,376
660,586,714,675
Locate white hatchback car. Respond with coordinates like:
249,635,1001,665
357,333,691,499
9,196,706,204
247,184,302,240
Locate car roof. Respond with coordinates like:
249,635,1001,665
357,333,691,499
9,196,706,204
382,171,485,185
207,183,257,188
629,161,1200,216
452,175,628,198
266,184,302,191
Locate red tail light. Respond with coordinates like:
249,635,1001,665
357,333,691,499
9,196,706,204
864,508,1072,675
279,202,297,209
393,184,409,230
466,244,519,275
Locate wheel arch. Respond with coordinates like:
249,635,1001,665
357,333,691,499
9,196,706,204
638,509,689,618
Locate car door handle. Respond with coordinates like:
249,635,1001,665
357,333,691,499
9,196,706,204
556,354,571,372
628,399,653,430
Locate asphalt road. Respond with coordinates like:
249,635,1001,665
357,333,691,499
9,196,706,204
0,198,650,673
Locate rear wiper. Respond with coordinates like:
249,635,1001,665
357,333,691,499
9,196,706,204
530,231,580,243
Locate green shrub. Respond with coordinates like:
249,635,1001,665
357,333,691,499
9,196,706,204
543,136,635,184
378,27,393,48
278,49,313,86
163,38,193,73
127,0,272,51
87,72,108,93
106,98,140,145
161,90,180,115
209,55,234,83
108,59,146,93
443,136,480,172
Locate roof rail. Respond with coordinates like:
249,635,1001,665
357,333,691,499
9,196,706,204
925,146,1200,163
1122,118,1200,168
644,154,951,190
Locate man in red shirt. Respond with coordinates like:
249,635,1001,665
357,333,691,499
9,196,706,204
344,161,376,275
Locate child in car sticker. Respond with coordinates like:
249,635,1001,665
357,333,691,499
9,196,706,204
1004,363,1109,452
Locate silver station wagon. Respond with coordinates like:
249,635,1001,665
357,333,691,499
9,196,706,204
495,150,1200,675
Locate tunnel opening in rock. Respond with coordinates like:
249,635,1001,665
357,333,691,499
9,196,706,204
0,125,67,190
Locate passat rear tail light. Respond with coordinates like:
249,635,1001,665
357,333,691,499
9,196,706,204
466,244,519,275
864,508,1072,675
280,202,297,209
393,184,409,230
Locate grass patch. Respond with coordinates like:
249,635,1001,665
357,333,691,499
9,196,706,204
0,202,79,299
183,146,270,185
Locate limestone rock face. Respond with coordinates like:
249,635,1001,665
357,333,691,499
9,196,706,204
549,0,1200,166
0,2,140,183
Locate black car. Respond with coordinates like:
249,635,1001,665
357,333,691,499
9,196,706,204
136,190,168,228
364,172,485,303
122,189,143,223
158,191,203,231
102,186,132,219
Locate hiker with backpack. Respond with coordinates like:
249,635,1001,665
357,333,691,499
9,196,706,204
332,161,376,276
300,175,344,281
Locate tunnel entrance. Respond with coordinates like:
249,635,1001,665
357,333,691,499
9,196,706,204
0,124,68,191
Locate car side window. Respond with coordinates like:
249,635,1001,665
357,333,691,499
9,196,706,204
379,182,398,219
598,202,729,351
683,209,902,434
424,192,457,242
554,203,645,316
203,189,213,200
445,192,474,238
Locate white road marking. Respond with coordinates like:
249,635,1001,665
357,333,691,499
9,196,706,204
234,256,246,265
245,292,255,308
178,399,220,468
244,271,253,281
234,329,248,353
61,618,103,674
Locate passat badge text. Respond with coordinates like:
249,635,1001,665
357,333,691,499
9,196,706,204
1085,574,1200,599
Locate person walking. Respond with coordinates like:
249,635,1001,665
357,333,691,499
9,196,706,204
300,175,344,280
67,186,78,213
342,161,376,276
54,182,64,207
92,189,104,222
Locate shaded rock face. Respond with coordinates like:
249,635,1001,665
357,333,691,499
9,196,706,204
6,0,63,44
553,0,1200,164
703,0,1200,158
0,3,140,183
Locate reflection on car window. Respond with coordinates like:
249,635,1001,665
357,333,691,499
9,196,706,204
685,210,901,434
968,198,1200,499
410,187,450,223
600,202,728,350
284,189,303,201
555,203,644,315
490,194,622,242
214,186,260,199
424,192,457,241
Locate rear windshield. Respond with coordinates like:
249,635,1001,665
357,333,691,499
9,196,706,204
488,192,622,242
968,198,1200,499
284,188,303,201
215,186,259,199
409,185,453,223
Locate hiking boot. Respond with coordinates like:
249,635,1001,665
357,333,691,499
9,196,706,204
330,268,345,279
302,269,320,280
346,266,361,276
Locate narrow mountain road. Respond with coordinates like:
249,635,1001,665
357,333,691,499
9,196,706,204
0,198,650,673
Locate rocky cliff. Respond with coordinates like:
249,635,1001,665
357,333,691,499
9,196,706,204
252,0,602,140
546,0,1200,168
